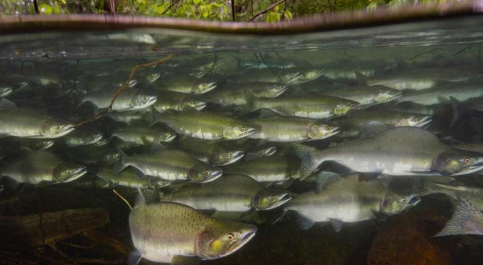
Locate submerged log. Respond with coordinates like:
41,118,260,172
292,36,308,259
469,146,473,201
0,208,109,247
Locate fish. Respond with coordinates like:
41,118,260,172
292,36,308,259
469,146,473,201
331,110,432,138
0,99,75,139
222,156,300,182
0,150,87,186
111,124,176,146
128,191,256,265
95,166,171,189
318,85,402,105
105,111,147,124
68,144,119,165
79,87,157,111
115,147,223,183
152,90,207,112
239,95,360,119
247,113,340,142
200,82,288,106
396,80,483,106
62,126,103,146
174,137,245,166
232,68,303,84
150,108,257,140
294,127,483,179
160,174,292,212
357,68,481,91
283,173,420,231
158,75,218,94
238,57,298,69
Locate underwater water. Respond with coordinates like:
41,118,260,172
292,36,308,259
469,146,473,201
2,15,483,265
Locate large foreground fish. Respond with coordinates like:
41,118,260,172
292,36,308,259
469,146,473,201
294,127,483,179
129,191,257,265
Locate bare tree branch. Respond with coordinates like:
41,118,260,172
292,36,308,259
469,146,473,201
249,0,284,22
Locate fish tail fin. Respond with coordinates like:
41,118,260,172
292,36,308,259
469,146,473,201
128,250,142,265
235,95,256,115
470,116,483,136
114,148,127,173
449,96,466,127
143,106,159,126
434,197,483,237
292,143,319,180
355,71,368,86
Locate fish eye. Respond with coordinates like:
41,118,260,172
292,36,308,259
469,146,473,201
227,153,231,158
271,196,277,202
204,170,210,175
400,198,406,203
227,233,234,240
240,127,247,132
464,158,471,164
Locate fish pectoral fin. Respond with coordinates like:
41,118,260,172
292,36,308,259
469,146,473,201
171,255,201,265
296,214,316,230
131,167,146,178
258,109,278,118
0,98,17,110
358,122,392,138
243,152,263,161
371,210,388,222
434,197,483,237
315,171,340,193
329,218,344,232
127,250,142,265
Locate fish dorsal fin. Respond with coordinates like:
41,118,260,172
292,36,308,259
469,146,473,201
355,72,368,86
0,98,17,110
171,255,201,265
330,218,344,232
315,171,340,193
150,143,166,153
259,109,278,118
134,188,146,208
434,197,483,237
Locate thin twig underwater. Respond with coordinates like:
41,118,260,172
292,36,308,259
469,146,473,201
75,54,177,127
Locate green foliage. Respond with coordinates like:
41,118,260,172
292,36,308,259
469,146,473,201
0,0,455,21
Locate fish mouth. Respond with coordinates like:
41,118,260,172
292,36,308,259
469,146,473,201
242,127,257,137
199,82,218,94
272,85,289,97
141,96,158,108
56,125,76,137
326,127,341,138
187,101,207,111
225,227,257,256
203,170,223,183
127,79,138,87
407,195,421,208
456,162,483,175
0,87,13,97
258,146,277,156
416,116,433,128
164,134,177,142
267,193,293,210
88,134,103,145
65,167,88,182
148,73,161,83
221,151,245,166
38,141,55,150
286,72,303,83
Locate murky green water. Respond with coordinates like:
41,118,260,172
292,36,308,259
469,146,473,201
1,15,483,265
